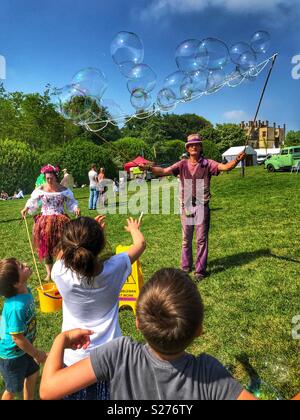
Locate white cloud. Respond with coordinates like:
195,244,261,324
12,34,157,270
138,0,298,21
223,110,249,122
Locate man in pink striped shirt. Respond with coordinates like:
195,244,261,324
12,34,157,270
140,134,245,282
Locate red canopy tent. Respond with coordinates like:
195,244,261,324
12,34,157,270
124,156,151,172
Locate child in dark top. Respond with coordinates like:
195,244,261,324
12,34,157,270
40,268,259,400
0,259,47,400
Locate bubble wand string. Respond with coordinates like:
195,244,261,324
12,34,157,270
244,53,278,149
23,216,44,291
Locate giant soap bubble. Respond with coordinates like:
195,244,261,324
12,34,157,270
238,50,257,72
227,68,245,87
127,64,157,94
206,69,226,94
156,88,177,112
130,89,152,110
72,67,107,99
230,43,252,65
198,38,229,70
180,78,194,101
164,70,191,100
175,39,205,73
189,69,209,93
250,31,271,55
56,84,98,123
180,69,209,100
111,31,144,77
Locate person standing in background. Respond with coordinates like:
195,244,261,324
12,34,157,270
61,169,74,191
97,168,107,208
88,164,99,211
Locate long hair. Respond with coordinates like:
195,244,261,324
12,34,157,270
60,217,105,286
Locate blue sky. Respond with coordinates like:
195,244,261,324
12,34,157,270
0,0,299,130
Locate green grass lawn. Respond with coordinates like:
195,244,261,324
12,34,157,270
0,166,299,399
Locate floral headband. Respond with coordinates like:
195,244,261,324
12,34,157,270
41,164,60,174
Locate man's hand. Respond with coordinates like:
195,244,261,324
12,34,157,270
236,151,246,162
95,215,106,229
138,163,153,172
62,329,94,351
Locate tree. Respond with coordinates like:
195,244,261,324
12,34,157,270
121,112,150,138
285,131,300,147
0,87,69,150
104,137,155,167
199,126,218,143
121,112,213,144
61,139,117,186
202,140,222,162
162,113,212,140
214,124,247,153
141,115,166,145
154,140,186,164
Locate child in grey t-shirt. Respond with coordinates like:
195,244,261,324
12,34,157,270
40,268,256,400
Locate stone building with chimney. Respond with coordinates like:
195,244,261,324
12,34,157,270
241,120,286,149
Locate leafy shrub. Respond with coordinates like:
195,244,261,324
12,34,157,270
0,138,40,194
60,138,117,186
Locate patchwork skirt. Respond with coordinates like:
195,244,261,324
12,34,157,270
33,214,70,262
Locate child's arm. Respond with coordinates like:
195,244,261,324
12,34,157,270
124,218,146,264
237,390,258,400
12,333,47,364
40,329,96,400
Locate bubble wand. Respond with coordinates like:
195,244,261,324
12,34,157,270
22,216,44,291
241,53,278,176
138,211,144,225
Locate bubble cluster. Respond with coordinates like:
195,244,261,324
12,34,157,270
158,30,272,112
111,32,157,113
52,30,274,131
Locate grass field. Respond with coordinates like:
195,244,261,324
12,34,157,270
0,166,299,400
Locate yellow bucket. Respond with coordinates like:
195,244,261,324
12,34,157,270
37,283,62,313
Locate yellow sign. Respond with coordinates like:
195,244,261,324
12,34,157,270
116,245,144,315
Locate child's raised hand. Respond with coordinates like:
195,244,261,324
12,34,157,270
125,217,140,233
95,215,106,229
63,329,94,351
75,208,81,218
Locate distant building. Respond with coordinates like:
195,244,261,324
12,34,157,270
241,120,286,149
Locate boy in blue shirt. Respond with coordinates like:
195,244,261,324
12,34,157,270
0,258,47,400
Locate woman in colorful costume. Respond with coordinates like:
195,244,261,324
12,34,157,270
21,165,81,281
